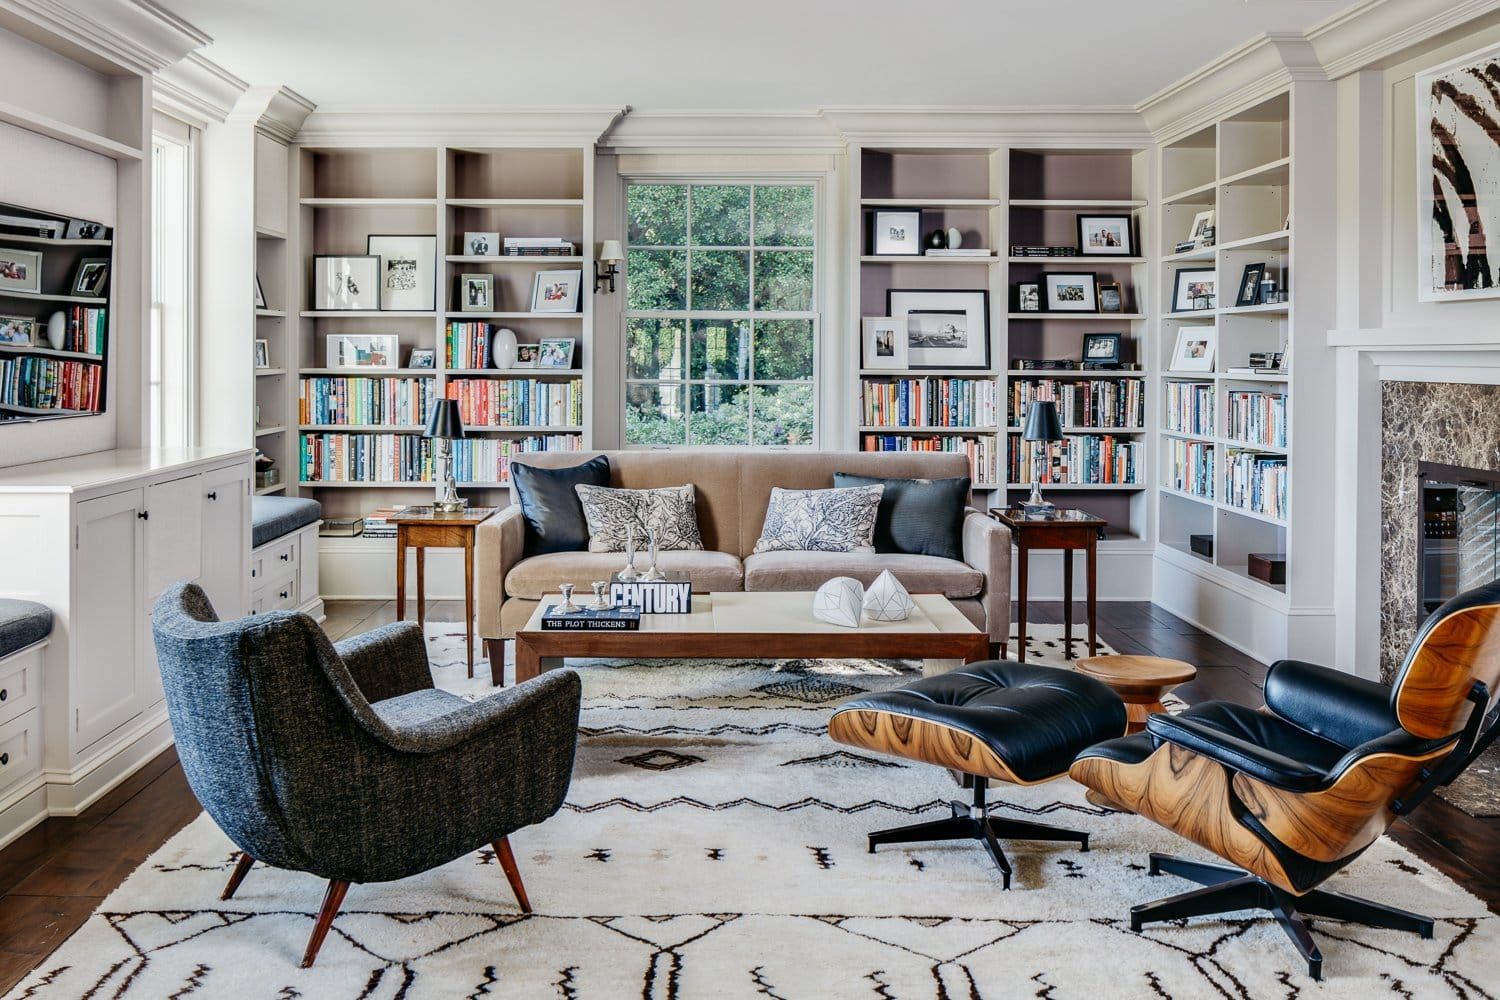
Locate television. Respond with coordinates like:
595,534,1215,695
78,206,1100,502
0,200,112,423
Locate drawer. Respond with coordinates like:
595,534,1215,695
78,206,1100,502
0,643,42,727
250,536,299,585
0,708,40,797
252,573,300,614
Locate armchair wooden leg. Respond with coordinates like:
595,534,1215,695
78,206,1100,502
300,879,350,968
494,837,531,913
220,852,255,900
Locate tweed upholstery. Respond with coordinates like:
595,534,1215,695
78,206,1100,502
250,495,322,548
151,583,581,885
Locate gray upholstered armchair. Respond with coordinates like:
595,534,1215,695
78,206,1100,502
150,583,581,967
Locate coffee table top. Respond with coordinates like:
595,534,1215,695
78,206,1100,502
521,591,980,636
1076,654,1197,686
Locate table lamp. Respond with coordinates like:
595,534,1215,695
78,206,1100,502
1021,398,1063,514
424,398,467,512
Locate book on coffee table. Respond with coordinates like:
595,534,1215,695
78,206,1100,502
538,604,642,631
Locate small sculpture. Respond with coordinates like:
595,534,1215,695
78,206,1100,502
558,582,581,614
863,569,915,622
640,526,666,581
618,524,639,581
588,580,612,611
813,577,865,628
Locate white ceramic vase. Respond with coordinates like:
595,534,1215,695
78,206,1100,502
46,311,66,351
491,327,518,369
863,569,915,622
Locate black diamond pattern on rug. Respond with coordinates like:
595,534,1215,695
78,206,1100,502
617,749,705,771
755,678,866,703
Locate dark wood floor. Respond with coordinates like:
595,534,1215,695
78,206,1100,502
0,599,1494,993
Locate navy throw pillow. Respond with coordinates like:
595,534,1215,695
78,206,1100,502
833,473,970,561
512,455,611,556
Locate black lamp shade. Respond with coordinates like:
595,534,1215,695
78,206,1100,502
424,398,466,439
1021,399,1064,442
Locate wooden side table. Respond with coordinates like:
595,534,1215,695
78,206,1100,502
989,507,1107,663
392,506,498,677
1076,654,1197,733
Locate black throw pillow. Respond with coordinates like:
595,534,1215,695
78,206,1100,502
512,455,611,556
833,473,970,561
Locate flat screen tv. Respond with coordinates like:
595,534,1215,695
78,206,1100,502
0,201,112,423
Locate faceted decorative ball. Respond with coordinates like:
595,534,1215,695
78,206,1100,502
863,569,915,622
812,577,865,628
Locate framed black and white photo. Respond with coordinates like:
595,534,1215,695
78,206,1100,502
1187,209,1216,246
537,337,576,369
1082,332,1121,365
868,208,923,257
254,273,267,309
861,317,908,370
886,288,990,371
0,314,35,346
513,343,540,369
1236,263,1266,308
368,235,437,311
1016,282,1041,312
464,231,500,257
1170,325,1217,372
1077,214,1134,256
1171,267,1217,312
1044,272,1098,312
253,339,270,369
64,218,106,240
326,334,399,369
0,247,42,294
460,272,494,312
1098,281,1123,313
408,348,436,369
313,254,379,311
71,259,109,297
531,269,582,312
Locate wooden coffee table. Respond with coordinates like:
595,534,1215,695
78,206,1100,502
508,591,988,686
1076,654,1197,734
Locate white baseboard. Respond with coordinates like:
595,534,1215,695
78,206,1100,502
43,709,174,817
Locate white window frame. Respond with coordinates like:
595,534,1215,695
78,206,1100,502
150,123,196,449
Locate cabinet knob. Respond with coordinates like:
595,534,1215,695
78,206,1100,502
279,590,290,600
138,510,149,520
207,491,218,501
0,753,8,767
0,689,7,701
279,553,291,562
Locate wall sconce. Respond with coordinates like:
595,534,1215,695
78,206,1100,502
594,239,624,294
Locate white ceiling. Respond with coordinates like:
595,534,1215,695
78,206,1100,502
161,0,1359,113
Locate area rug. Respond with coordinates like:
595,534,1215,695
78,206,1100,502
7,636,1496,998
1437,741,1500,818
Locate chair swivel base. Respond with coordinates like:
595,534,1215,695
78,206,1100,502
1131,853,1434,981
866,777,1089,890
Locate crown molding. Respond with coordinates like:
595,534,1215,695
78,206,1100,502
1308,0,1500,78
600,110,845,152
296,107,627,147
227,84,315,143
1137,33,1325,143
154,52,247,127
820,106,1150,147
0,0,207,75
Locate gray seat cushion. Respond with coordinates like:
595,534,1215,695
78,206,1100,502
742,551,983,599
506,550,744,600
372,688,469,729
0,599,52,658
252,495,323,548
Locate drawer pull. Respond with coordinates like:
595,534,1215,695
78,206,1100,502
0,689,7,701
279,590,290,600
138,510,149,520
207,491,218,501
279,553,291,562
1,753,8,767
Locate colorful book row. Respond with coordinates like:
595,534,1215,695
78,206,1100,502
1011,378,1144,429
1166,439,1214,498
300,433,434,483
1226,451,1288,520
1164,381,1215,437
0,355,103,412
860,378,999,429
1008,434,1141,485
1223,391,1287,448
299,376,435,427
446,435,584,484
445,378,583,428
446,321,492,369
860,433,998,484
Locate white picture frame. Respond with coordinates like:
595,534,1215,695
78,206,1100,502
861,317,908,370
512,343,540,369
368,234,437,311
1170,325,1217,372
886,289,990,371
531,269,582,313
0,247,42,294
253,339,270,369
464,231,500,257
537,337,575,369
460,272,494,312
326,334,400,369
1188,209,1216,245
313,255,379,311
870,209,923,256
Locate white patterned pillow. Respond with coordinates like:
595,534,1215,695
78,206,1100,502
752,485,884,554
574,484,704,553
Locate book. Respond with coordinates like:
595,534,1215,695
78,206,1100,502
538,604,642,630
924,248,994,257
1013,359,1078,370
610,573,693,614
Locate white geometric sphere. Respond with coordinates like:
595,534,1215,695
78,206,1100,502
812,576,865,628
863,569,915,622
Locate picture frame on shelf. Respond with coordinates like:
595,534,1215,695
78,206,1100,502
861,317,908,370
1081,332,1121,365
1236,263,1266,307
1187,209,1216,246
1077,214,1134,256
531,269,582,312
1016,282,1041,312
868,208,923,257
64,219,105,240
887,288,990,371
254,274,267,309
408,348,436,369
1044,272,1098,312
464,231,500,257
71,259,109,297
1169,325,1217,372
1171,267,1217,312
326,333,400,369
537,337,576,369
513,343,540,368
313,254,379,311
461,272,494,312
253,339,270,369
0,247,42,294
1098,281,1123,313
368,234,437,311
0,314,35,346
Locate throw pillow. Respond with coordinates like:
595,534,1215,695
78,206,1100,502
833,473,970,561
511,455,611,556
752,485,884,554
574,484,704,552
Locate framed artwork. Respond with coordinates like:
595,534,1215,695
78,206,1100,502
460,272,494,312
886,288,990,371
1016,282,1041,312
1044,272,1098,312
1077,214,1134,256
1236,263,1267,307
1187,209,1216,245
368,234,437,311
0,314,35,346
253,339,270,369
537,337,576,369
1082,332,1121,365
1171,267,1217,312
513,343,540,369
408,348,436,369
531,269,582,312
313,255,379,311
254,274,267,309
869,208,923,256
464,231,500,257
0,247,42,294
71,259,109,297
326,334,400,369
861,317,908,370
1098,281,1123,313
64,218,106,240
1170,326,1217,372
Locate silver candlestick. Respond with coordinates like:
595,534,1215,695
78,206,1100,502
588,580,612,611
558,583,581,614
618,524,639,581
640,526,666,581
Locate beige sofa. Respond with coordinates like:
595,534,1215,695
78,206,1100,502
476,450,1011,656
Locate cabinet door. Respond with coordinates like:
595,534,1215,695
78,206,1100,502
199,464,251,618
144,473,203,603
73,489,144,749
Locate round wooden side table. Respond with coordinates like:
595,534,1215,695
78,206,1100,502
1075,655,1197,734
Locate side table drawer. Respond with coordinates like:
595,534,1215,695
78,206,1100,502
0,707,41,797
250,536,299,585
0,643,42,727
252,573,300,614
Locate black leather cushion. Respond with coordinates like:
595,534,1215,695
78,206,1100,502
1264,659,1399,750
1074,731,1154,767
1146,702,1349,792
511,455,611,557
833,472,969,560
835,661,1126,783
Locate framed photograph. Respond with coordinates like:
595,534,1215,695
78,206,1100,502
254,273,267,309
869,208,923,257
1077,214,1134,256
313,255,379,311
861,317,908,370
0,314,35,346
326,333,399,369
1044,272,1098,312
0,247,42,294
513,343,540,369
1170,326,1217,372
1098,281,1123,313
1187,209,1216,246
64,218,106,240
1082,332,1121,365
253,339,270,369
367,235,437,311
1171,267,1217,312
1016,282,1041,312
531,269,582,313
1236,263,1266,307
460,272,494,312
464,231,500,257
886,288,990,371
408,348,436,369
537,337,575,369
71,259,109,297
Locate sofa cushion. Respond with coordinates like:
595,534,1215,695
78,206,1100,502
506,550,744,600
0,599,52,658
742,551,982,599
751,485,883,554
575,484,703,552
251,495,322,549
512,455,611,556
833,472,969,561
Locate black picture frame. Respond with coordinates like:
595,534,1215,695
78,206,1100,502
1236,263,1267,307
1016,282,1041,312
868,208,924,257
1082,332,1122,365
886,288,991,371
1044,272,1099,312
1076,214,1135,257
1098,281,1123,313
1171,267,1216,312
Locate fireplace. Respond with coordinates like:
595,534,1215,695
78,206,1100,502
1418,461,1500,618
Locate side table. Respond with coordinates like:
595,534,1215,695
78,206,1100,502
391,506,498,677
989,506,1107,663
1076,654,1197,733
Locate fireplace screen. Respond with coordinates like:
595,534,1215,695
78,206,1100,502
1419,461,1500,617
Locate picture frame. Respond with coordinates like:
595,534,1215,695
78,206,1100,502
1236,263,1267,308
1016,282,1041,312
0,314,36,346
861,317,908,370
1077,214,1134,256
64,218,106,240
1044,272,1099,312
313,254,380,311
1097,281,1123,313
512,343,540,369
869,208,923,257
326,333,400,369
253,339,270,369
886,288,990,371
71,258,109,297
1187,209,1216,246
367,234,437,311
254,273,267,309
537,337,576,370
1082,332,1121,365
408,348,436,369
0,247,42,294
1170,326,1217,372
460,272,494,312
1171,267,1217,312
531,269,582,313
464,231,500,257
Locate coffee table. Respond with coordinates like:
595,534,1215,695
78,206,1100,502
508,591,988,686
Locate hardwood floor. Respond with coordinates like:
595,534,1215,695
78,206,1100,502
0,598,1494,992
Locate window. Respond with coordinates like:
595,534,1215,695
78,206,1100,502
624,182,817,446
150,129,193,448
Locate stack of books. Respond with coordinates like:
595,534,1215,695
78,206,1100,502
1164,381,1216,436
1010,246,1078,257
1011,378,1144,429
0,355,103,411
449,435,583,484
1166,439,1215,498
924,248,993,257
300,434,433,483
64,306,107,355
861,433,998,485
503,237,576,257
1225,452,1288,519
539,604,641,630
361,507,407,540
1012,359,1078,371
1223,390,1287,447
1009,434,1141,485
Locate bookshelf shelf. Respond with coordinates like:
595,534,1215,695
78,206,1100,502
299,310,439,319
442,311,582,320
859,425,997,434
0,344,103,361
1004,369,1141,378
1161,246,1216,264
859,255,999,265
0,98,142,160
445,198,583,207
255,483,287,496
1007,313,1146,321
1162,180,1218,206
1218,302,1290,317
1008,198,1147,210
255,309,285,318
0,402,90,415
1005,425,1146,434
299,367,438,376
254,425,286,437
0,290,105,304
445,255,584,264
1007,256,1146,264
254,367,286,377
1215,229,1290,253
1219,156,1291,188
300,424,423,432
860,197,1001,208
0,234,112,247
299,197,438,207
1005,482,1148,492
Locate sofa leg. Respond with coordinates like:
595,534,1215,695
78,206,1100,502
989,641,1007,660
486,639,506,687
300,879,350,968
220,852,255,900
494,836,531,913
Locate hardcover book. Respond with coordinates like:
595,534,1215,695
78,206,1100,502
610,573,693,614
538,604,642,630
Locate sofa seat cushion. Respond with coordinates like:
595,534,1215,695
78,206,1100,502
506,550,744,600
742,551,982,599
0,599,52,658
251,495,322,549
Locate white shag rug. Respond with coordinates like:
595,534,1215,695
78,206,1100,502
7,626,1496,999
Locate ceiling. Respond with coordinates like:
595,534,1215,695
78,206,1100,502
160,0,1360,113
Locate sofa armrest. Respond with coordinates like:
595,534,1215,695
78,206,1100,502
477,505,526,640
962,508,1010,647
336,621,433,703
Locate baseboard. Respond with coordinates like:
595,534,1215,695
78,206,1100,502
0,780,49,852
43,709,174,817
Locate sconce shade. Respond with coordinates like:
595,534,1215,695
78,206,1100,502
599,239,625,263
1021,399,1064,442
424,398,466,440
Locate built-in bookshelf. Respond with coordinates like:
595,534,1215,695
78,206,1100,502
254,133,293,494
